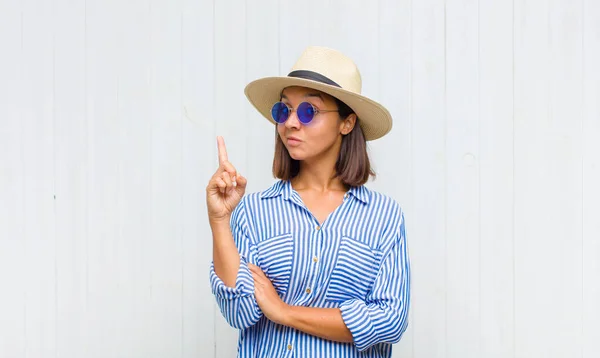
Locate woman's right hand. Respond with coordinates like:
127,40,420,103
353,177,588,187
206,136,248,224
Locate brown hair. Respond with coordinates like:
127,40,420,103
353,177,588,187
272,97,376,187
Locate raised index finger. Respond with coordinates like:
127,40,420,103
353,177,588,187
217,136,228,165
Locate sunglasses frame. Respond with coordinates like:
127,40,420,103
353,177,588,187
271,101,339,124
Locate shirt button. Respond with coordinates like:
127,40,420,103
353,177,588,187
306,288,312,294
313,256,318,263
344,193,349,199
315,225,321,231
287,344,292,350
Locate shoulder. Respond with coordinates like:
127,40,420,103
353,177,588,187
229,180,286,231
362,185,405,219
233,179,286,213
361,186,407,245
243,179,286,203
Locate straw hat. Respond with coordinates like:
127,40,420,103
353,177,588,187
244,46,393,141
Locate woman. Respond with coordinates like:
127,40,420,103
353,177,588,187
207,46,410,357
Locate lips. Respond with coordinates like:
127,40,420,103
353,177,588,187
286,136,302,146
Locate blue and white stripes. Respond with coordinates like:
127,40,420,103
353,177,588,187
209,179,411,357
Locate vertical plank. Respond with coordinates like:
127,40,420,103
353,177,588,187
213,1,247,356
513,1,551,355
278,3,309,71
306,0,338,49
479,0,515,356
182,0,215,356
149,0,184,355
21,0,57,355
85,0,122,356
514,0,584,356
116,0,153,356
583,0,600,356
54,0,88,356
377,0,414,356
445,0,480,357
0,0,26,356
546,1,584,355
411,0,447,356
246,0,279,194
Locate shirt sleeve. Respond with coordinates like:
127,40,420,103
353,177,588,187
209,198,263,330
339,210,411,352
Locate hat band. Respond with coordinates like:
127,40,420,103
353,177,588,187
287,70,341,88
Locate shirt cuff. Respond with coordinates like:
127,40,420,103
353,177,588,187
339,299,378,352
210,255,255,300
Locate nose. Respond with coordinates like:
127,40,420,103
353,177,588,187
284,110,301,130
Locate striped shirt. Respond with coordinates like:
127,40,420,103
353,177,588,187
209,179,410,357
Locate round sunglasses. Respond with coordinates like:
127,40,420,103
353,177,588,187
271,101,339,125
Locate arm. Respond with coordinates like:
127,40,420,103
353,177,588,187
250,211,410,351
337,212,411,351
247,262,352,342
282,306,353,343
210,199,263,329
211,217,240,288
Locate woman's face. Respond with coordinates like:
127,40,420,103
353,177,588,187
276,86,355,162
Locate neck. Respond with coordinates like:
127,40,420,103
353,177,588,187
293,155,346,193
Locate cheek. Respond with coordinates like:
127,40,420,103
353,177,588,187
307,119,340,142
276,125,289,143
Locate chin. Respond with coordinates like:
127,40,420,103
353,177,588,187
288,151,305,161
286,147,308,161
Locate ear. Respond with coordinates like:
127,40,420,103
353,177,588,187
340,113,357,135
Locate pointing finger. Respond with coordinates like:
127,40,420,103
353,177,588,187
217,136,228,165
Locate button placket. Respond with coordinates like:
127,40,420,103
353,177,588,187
306,224,323,297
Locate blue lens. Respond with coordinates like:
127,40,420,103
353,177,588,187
297,102,315,124
271,102,289,123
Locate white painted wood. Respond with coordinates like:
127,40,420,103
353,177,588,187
85,0,125,356
479,0,516,357
20,0,57,356
54,0,87,357
0,0,26,356
410,0,447,357
514,0,584,357
546,1,585,357
0,0,599,357
115,0,154,356
147,0,185,356
445,0,480,357
583,0,600,356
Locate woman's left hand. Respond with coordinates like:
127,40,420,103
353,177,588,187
248,263,290,325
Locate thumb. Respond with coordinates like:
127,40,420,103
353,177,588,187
235,173,248,191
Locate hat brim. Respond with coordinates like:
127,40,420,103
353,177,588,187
244,77,392,141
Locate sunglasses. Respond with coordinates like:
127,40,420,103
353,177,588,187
271,101,339,125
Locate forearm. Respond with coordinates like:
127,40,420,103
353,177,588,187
281,306,353,343
211,218,240,288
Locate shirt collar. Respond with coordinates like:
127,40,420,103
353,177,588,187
347,184,370,204
260,180,370,204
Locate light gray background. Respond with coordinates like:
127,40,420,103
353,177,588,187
1,0,599,357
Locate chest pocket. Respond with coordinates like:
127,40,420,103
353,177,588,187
325,236,383,302
256,233,294,297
